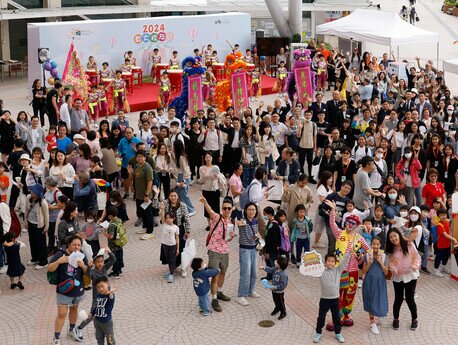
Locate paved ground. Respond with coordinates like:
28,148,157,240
0,1,457,344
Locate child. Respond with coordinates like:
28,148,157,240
103,206,125,278
45,125,57,153
373,204,389,249
3,231,26,290
382,174,401,194
364,127,375,152
357,218,381,288
159,209,180,283
159,71,171,109
317,55,327,93
191,257,220,316
312,252,351,344
99,191,129,224
260,256,289,320
81,209,102,256
99,62,112,79
97,83,109,119
77,247,116,332
91,276,117,345
111,71,126,113
0,162,10,202
419,204,432,274
341,201,370,228
390,204,409,229
361,237,388,335
433,208,457,277
250,65,261,101
291,204,313,268
169,51,180,69
88,85,100,121
137,121,154,151
203,68,217,104
120,58,132,73
277,61,288,96
149,48,161,83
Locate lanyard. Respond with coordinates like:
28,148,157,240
342,160,350,175
432,147,439,160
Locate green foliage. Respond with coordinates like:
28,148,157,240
292,33,302,43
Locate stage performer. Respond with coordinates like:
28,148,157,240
149,48,162,84
286,48,316,105
324,199,370,330
99,62,112,79
111,70,126,113
277,60,288,96
243,49,254,64
87,84,100,121
168,56,206,124
214,51,248,112
97,83,109,118
160,71,172,109
250,65,261,101
86,56,98,85
203,67,217,104
124,50,136,66
203,44,214,67
121,59,132,73
169,51,180,69
317,54,328,93
210,51,219,65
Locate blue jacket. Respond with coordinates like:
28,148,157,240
117,136,141,168
264,266,288,293
73,179,97,213
276,159,301,184
91,293,115,323
192,268,220,296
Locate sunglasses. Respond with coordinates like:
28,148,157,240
222,207,232,211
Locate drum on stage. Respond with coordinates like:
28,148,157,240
85,69,99,85
131,66,143,87
168,69,183,93
121,72,133,93
156,63,170,81
246,63,255,72
213,63,225,82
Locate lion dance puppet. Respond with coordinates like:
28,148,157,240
286,48,316,104
168,56,206,124
214,51,248,112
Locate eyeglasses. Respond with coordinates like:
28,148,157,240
222,207,232,211
342,152,350,155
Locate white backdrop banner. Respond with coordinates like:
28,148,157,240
27,12,251,88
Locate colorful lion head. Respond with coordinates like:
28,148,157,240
182,56,206,76
224,51,247,72
292,48,312,68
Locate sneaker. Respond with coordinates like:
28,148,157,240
53,338,61,345
411,319,418,330
217,291,231,301
134,218,143,227
188,211,196,217
167,275,174,283
235,297,249,306
290,254,296,265
181,269,187,278
108,272,116,277
312,333,321,343
357,279,363,288
420,267,430,274
35,264,48,270
11,283,17,289
202,310,210,316
17,282,24,290
135,228,147,234
433,269,444,277
0,265,7,274
335,333,345,343
211,299,222,312
27,261,38,266
440,265,451,274
163,271,171,278
308,178,317,185
113,274,121,279
69,327,83,342
249,291,260,298
392,319,400,330
140,233,155,240
370,323,380,335
271,308,279,316
278,313,286,320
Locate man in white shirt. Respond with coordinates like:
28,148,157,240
164,107,182,129
270,113,289,164
198,118,223,164
59,94,72,131
24,115,46,152
248,167,267,236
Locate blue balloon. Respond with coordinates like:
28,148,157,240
260,56,266,61
50,61,57,69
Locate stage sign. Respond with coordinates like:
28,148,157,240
231,72,249,115
188,75,203,117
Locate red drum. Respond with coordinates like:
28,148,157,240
156,63,169,82
85,69,99,85
213,63,225,82
246,63,255,89
131,66,143,87
168,69,183,93
121,72,133,94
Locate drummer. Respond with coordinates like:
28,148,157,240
210,51,219,65
169,51,180,69
243,49,254,64
121,58,132,73
100,62,112,79
124,50,136,66
86,56,97,70
149,48,162,83
193,48,201,59
203,44,213,66
111,70,126,113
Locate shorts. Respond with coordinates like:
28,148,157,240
208,250,229,274
56,293,84,306
120,167,129,179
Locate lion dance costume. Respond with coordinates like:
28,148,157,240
286,49,317,104
168,56,206,124
327,210,369,330
214,51,248,112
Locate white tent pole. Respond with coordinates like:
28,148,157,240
437,42,439,70
350,39,353,56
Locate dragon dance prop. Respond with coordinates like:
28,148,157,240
286,49,316,105
214,51,248,112
168,56,206,124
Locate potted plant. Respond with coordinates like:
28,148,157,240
442,0,454,13
453,0,458,16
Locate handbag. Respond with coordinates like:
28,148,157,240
57,277,78,294
97,186,107,210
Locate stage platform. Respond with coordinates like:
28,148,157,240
127,75,279,112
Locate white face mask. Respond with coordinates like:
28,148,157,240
263,215,270,222
375,153,383,159
87,219,94,223
410,214,419,222
405,153,412,159
447,110,453,115
388,193,397,200
400,211,408,217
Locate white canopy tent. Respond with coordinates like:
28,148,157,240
316,9,440,65
443,58,458,75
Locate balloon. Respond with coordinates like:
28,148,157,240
109,36,117,49
214,32,220,40
189,27,198,41
93,178,110,187
50,61,57,69
51,68,59,77
260,56,266,61
43,62,52,71
47,77,55,85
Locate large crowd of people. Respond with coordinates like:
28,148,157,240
0,38,457,345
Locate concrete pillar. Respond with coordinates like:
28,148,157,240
288,0,302,37
0,0,11,60
44,0,62,22
134,0,151,18
264,0,291,37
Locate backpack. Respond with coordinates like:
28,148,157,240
279,222,291,253
0,201,21,238
113,221,128,247
305,216,314,233
239,181,256,209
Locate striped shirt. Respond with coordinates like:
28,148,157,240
238,219,259,249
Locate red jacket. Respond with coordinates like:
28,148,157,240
395,157,422,189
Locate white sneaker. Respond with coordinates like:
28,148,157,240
35,264,48,270
0,265,7,274
53,338,61,345
189,180,195,186
27,261,38,266
249,291,260,298
140,233,155,240
433,269,444,277
370,323,380,335
135,229,147,234
357,279,363,288
181,269,187,278
440,265,451,274
22,228,28,233
235,297,249,306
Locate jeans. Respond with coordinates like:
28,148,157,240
414,187,422,207
112,248,124,274
176,174,195,214
263,156,275,176
316,297,341,334
238,247,258,297
265,252,278,280
434,247,450,269
198,294,210,312
296,238,310,264
242,166,255,188
393,279,417,320
0,247,4,267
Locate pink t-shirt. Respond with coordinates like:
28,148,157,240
229,174,242,196
206,214,232,254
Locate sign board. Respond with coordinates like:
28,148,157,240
299,250,325,277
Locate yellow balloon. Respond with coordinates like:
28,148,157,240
47,77,55,85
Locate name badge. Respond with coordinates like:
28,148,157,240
343,135,347,139
80,120,85,125
434,161,438,167
68,227,74,233
444,172,448,179
341,176,346,182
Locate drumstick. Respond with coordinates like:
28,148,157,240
226,40,234,50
